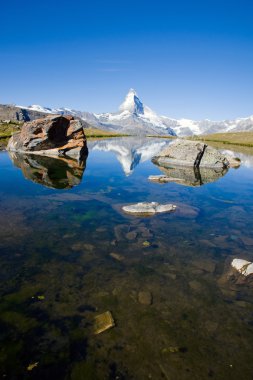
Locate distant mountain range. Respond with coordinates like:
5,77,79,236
1,89,253,136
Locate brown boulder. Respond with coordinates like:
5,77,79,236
7,115,88,160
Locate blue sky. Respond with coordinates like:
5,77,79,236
1,0,253,119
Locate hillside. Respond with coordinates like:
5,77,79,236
192,131,253,147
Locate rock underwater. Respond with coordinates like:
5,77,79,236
7,114,88,160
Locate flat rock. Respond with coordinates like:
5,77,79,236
110,252,125,261
138,291,153,305
122,202,176,215
94,311,115,334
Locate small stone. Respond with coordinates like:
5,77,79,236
27,362,39,371
164,273,177,280
138,291,153,305
126,231,137,240
110,252,124,261
94,311,115,335
189,280,202,291
142,241,151,247
161,347,180,354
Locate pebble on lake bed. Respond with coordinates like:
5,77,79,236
94,311,115,335
138,291,153,305
122,202,176,215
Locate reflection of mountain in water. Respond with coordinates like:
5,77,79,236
153,163,228,186
88,137,171,175
8,152,87,189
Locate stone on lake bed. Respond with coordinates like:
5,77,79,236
122,202,176,215
94,311,115,335
138,291,153,305
110,252,125,261
231,259,253,276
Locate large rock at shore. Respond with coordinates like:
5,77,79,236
153,139,230,169
7,115,88,160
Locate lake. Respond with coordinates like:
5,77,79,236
0,137,253,379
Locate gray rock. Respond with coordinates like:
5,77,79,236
122,202,176,215
153,139,230,169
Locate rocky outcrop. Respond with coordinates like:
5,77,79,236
153,139,231,169
8,152,86,189
7,115,88,160
122,202,176,215
0,104,49,122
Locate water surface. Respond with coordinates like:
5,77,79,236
0,137,253,380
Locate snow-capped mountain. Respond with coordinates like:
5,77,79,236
17,89,176,136
15,89,253,136
160,115,253,136
91,89,176,136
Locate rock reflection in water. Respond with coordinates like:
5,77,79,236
8,151,87,189
152,162,228,186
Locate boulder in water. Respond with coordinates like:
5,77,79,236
7,114,88,160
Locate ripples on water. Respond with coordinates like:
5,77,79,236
0,137,253,379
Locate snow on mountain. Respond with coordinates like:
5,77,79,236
16,89,253,136
92,89,176,136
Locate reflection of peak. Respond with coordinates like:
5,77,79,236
89,137,170,176
119,89,144,115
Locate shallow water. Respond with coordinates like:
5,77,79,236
0,137,253,380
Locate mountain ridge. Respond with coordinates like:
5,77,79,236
1,89,253,136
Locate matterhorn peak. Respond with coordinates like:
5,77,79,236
119,88,144,115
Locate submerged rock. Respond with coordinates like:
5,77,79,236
94,311,115,335
138,291,153,305
110,252,125,261
152,139,232,169
231,259,253,276
122,202,176,215
7,115,88,160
